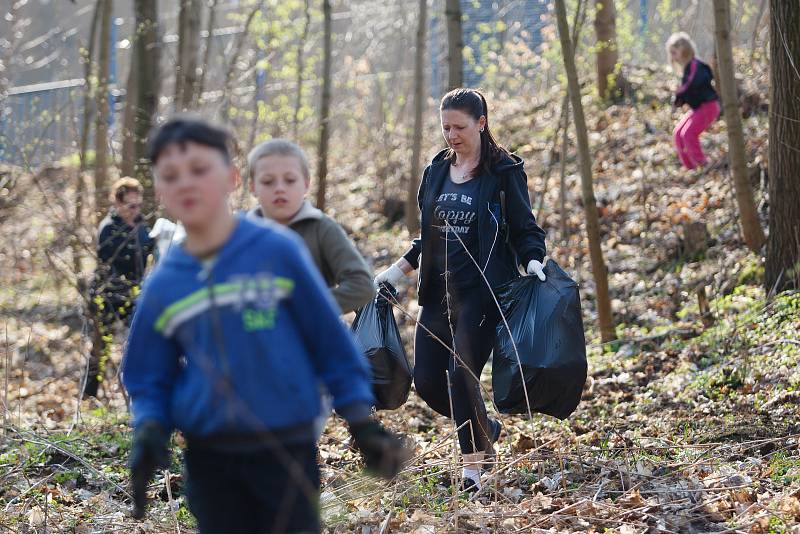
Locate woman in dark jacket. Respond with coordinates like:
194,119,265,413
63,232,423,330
375,88,546,491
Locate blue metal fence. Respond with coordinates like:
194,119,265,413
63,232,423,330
0,79,89,168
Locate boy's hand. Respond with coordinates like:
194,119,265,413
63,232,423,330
349,420,411,479
129,421,170,519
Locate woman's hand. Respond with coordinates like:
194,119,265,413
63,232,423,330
374,259,413,287
526,259,546,282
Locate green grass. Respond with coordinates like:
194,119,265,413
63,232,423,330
768,451,800,487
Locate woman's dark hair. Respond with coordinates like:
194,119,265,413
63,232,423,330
440,88,509,176
148,115,235,164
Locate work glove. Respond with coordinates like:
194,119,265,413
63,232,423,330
349,419,412,480
129,421,170,519
374,263,405,288
526,259,546,282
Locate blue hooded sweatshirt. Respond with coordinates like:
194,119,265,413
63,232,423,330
121,216,374,445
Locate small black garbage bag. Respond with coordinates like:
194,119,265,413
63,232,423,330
492,260,587,419
351,283,413,410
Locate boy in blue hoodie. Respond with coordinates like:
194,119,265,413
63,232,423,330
122,117,408,533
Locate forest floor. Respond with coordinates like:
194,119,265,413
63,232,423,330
1,72,799,533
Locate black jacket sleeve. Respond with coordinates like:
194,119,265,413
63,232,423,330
505,168,546,266
97,222,116,264
402,165,430,269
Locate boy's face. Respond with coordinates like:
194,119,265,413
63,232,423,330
250,155,309,225
153,141,238,230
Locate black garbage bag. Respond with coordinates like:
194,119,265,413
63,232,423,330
351,283,413,410
492,260,587,419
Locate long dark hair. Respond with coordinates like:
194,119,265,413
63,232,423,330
440,88,510,177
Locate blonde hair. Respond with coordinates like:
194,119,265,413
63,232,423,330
247,139,311,182
665,32,697,72
110,177,143,203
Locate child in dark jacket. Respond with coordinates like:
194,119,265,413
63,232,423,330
86,177,153,398
667,32,720,170
246,139,375,315
121,118,408,534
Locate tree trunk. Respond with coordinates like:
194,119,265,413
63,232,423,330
445,0,463,90
220,0,264,121
176,0,201,110
749,0,768,66
316,0,332,210
134,0,160,219
594,0,621,101
196,0,217,101
74,0,102,275
559,98,570,243
406,0,427,233
93,0,113,219
292,0,311,141
555,0,616,342
765,0,800,292
120,50,137,177
712,0,765,252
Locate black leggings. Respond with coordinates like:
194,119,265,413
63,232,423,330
413,283,499,454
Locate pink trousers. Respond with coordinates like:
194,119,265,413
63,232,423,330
673,100,721,169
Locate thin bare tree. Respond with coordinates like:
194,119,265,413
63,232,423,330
74,0,103,274
712,0,765,252
593,0,623,102
220,0,265,121
134,0,160,218
196,0,218,100
406,0,428,233
445,0,463,90
316,0,333,210
292,0,311,140
176,0,201,110
120,52,138,177
765,0,800,292
93,0,113,218
555,0,616,342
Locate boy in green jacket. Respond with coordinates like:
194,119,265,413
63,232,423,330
247,139,375,314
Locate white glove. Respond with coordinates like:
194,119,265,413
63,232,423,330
375,264,405,287
526,259,546,281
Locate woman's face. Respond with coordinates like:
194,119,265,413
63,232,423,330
250,154,309,225
440,108,486,159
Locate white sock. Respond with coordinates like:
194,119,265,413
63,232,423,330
462,452,484,490
462,467,482,489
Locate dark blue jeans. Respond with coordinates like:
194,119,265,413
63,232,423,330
184,442,320,534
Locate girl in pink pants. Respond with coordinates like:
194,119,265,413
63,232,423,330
667,33,720,170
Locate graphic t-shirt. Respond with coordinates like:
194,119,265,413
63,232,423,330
431,174,481,288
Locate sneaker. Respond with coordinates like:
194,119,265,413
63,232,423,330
459,476,480,495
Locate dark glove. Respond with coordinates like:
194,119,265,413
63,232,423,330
129,421,170,519
672,94,686,108
349,419,411,480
